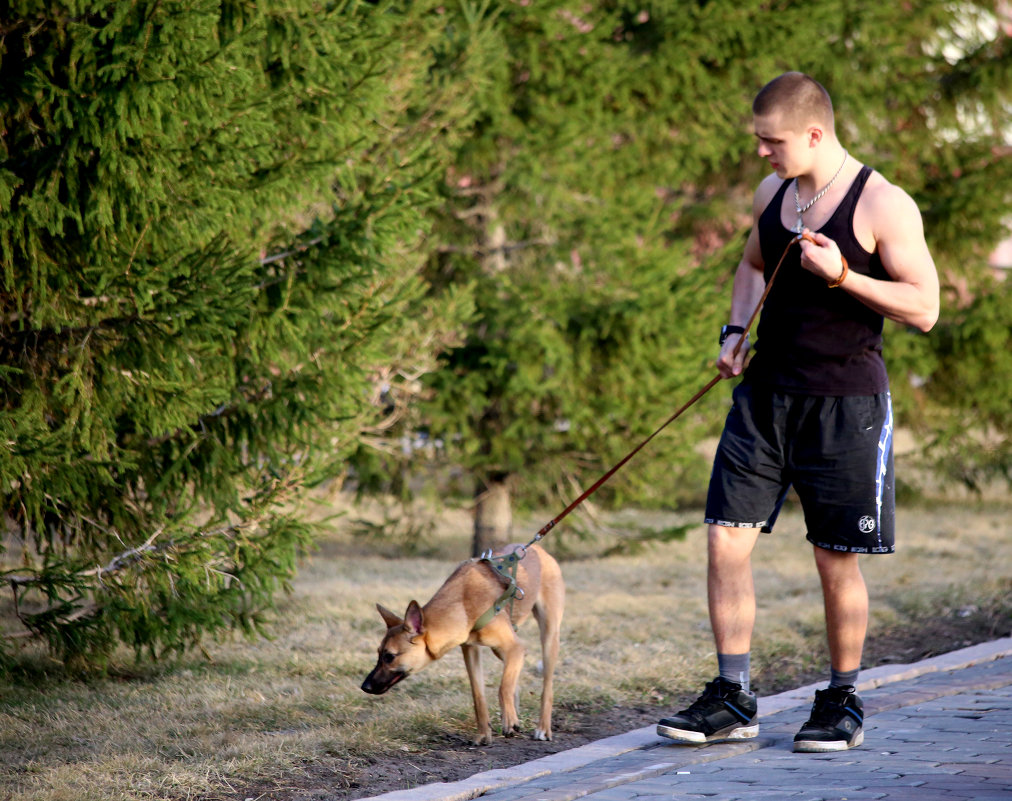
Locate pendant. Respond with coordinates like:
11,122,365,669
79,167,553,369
791,216,805,234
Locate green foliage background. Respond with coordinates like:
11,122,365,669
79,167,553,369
1,0,1009,669
404,0,1012,515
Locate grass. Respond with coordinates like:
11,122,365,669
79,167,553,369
1,497,1010,801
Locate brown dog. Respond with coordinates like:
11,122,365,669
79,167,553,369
361,543,564,745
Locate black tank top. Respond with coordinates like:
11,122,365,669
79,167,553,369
744,165,890,395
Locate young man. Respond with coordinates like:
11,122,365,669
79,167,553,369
657,72,939,753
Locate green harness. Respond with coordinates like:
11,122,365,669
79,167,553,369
471,548,525,632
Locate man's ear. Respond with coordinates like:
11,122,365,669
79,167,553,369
403,600,424,638
807,125,824,146
377,603,403,629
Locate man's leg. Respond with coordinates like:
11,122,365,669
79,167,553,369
708,523,762,656
793,546,868,753
656,523,762,744
813,547,867,673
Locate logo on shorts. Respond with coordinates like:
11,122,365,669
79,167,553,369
857,515,876,534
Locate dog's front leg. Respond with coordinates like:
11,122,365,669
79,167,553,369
461,643,493,745
493,639,526,737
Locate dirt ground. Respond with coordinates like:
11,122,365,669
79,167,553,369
239,606,1007,801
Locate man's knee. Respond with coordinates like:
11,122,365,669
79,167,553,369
813,546,866,594
708,524,760,565
812,545,860,573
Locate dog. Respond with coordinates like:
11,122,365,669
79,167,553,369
361,543,564,745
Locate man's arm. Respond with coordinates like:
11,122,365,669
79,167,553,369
716,242,766,379
799,181,940,332
716,176,779,379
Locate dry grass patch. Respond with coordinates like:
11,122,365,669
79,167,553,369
1,500,1009,801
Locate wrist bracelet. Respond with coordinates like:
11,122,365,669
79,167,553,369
827,255,849,289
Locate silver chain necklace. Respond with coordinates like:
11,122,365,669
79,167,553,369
792,150,848,233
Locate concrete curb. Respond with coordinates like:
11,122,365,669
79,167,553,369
359,636,1012,801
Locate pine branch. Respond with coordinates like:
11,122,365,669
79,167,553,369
4,479,301,642
83,527,164,581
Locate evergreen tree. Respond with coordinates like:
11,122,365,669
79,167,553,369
0,1,473,670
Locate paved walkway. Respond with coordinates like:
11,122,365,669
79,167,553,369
363,637,1012,801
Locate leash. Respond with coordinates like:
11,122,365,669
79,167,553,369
472,233,832,631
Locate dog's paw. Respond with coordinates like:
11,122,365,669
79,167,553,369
533,728,552,741
473,730,493,746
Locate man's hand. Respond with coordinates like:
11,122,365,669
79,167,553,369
798,229,847,285
716,334,749,379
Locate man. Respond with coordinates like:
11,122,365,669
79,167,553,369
657,72,939,753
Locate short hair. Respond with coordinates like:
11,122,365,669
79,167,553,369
752,72,835,134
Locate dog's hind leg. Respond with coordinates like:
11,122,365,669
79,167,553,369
462,643,494,745
532,568,565,741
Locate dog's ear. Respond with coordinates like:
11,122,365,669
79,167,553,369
403,600,425,638
376,603,403,629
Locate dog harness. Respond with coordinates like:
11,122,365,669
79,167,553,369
471,548,525,632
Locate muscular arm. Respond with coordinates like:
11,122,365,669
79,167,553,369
799,181,940,332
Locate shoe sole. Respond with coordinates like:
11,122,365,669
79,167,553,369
793,730,864,753
657,722,759,744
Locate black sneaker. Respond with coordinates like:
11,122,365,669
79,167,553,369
793,685,864,752
657,677,758,744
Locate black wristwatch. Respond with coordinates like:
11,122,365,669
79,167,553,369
719,324,746,345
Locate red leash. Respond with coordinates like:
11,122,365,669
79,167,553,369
523,233,831,549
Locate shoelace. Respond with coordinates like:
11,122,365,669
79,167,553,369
681,679,734,718
806,687,860,726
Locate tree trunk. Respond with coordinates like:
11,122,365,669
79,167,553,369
472,474,512,557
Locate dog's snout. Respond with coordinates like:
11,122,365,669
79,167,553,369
361,666,403,694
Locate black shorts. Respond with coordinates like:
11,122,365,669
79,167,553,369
704,383,895,554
